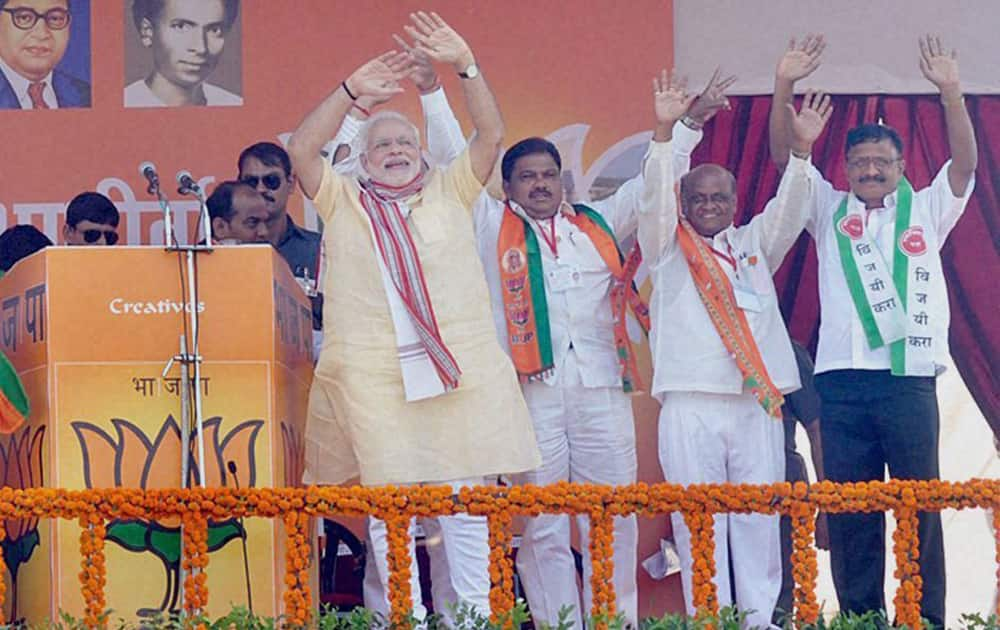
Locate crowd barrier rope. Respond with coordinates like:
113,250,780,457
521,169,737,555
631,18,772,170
0,478,996,628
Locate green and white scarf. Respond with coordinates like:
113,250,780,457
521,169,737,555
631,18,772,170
834,177,936,376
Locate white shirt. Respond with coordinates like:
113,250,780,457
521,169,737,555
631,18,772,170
0,58,56,109
638,142,814,400
474,126,701,389
123,78,243,107
804,162,974,374
327,89,703,388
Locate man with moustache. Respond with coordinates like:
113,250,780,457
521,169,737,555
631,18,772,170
639,81,830,627
290,12,539,622
206,180,271,244
0,0,89,109
768,35,977,629
125,0,241,107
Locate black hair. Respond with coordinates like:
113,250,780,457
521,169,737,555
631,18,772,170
131,0,240,32
501,137,562,182
66,192,119,228
845,123,904,157
0,225,53,272
207,180,254,223
238,142,292,177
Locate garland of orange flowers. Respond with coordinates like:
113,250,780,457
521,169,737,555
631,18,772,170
0,479,995,626
0,526,7,625
588,510,616,629
181,511,209,626
787,491,820,625
78,513,107,629
994,506,1000,620
682,509,718,619
282,511,313,627
892,505,922,629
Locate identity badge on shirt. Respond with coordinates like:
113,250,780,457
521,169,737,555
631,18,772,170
547,265,582,292
732,277,763,312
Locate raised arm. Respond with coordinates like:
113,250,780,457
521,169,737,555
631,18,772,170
595,69,734,239
392,33,467,166
406,12,503,184
637,70,696,264
769,34,825,172
918,34,977,195
757,90,831,268
288,53,408,198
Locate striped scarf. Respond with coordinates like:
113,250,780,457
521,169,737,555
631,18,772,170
358,176,461,391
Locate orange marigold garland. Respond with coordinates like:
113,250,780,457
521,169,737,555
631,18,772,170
283,511,313,627
78,513,107,629
384,511,414,629
892,505,922,629
587,509,617,629
0,526,6,625
181,511,210,622
994,505,1000,620
788,497,820,625
486,510,515,626
682,507,719,619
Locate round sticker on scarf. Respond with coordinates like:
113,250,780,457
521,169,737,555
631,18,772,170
837,214,864,240
502,247,525,273
898,226,928,257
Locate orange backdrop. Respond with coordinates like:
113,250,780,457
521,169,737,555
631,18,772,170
0,0,682,617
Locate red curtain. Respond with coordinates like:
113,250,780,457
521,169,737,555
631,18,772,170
691,94,1000,434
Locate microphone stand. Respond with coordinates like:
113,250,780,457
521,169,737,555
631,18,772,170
144,172,214,615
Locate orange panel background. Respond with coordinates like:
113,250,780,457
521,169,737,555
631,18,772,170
1,0,683,618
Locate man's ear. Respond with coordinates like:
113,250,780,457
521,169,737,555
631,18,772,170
287,172,297,187
211,217,230,240
139,18,154,48
62,223,72,243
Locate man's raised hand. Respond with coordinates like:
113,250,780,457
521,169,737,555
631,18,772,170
686,66,737,126
404,12,474,70
345,52,411,102
393,33,441,94
786,89,832,155
919,34,960,95
653,69,697,127
776,34,825,83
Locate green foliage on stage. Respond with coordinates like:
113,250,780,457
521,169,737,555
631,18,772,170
13,604,1000,629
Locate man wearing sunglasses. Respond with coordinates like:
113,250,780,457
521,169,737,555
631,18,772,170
237,142,322,328
0,0,90,109
63,192,120,246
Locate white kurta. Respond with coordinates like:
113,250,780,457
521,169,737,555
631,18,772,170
638,142,814,627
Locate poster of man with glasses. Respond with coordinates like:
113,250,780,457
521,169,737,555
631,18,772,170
124,0,242,108
0,0,90,109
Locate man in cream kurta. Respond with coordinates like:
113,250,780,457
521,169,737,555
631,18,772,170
638,85,828,628
289,14,539,622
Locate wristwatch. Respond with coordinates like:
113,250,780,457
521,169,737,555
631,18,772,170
458,62,480,80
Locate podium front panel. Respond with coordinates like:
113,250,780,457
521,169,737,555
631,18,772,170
0,246,314,623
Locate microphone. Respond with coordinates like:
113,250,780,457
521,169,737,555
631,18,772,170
139,161,160,195
176,170,201,195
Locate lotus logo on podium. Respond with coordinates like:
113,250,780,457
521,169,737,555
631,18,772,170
73,416,263,616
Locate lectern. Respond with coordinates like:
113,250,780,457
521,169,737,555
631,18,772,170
0,245,314,623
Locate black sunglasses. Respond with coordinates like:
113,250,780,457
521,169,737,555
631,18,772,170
240,174,283,191
81,229,119,245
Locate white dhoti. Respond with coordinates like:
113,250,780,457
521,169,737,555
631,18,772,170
515,376,638,628
363,477,490,625
658,391,784,630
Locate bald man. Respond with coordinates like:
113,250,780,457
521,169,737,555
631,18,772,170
637,91,832,627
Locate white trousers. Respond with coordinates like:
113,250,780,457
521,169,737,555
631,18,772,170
363,477,490,626
658,391,784,630
515,379,638,629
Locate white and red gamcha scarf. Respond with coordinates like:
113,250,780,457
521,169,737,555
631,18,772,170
358,169,461,401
